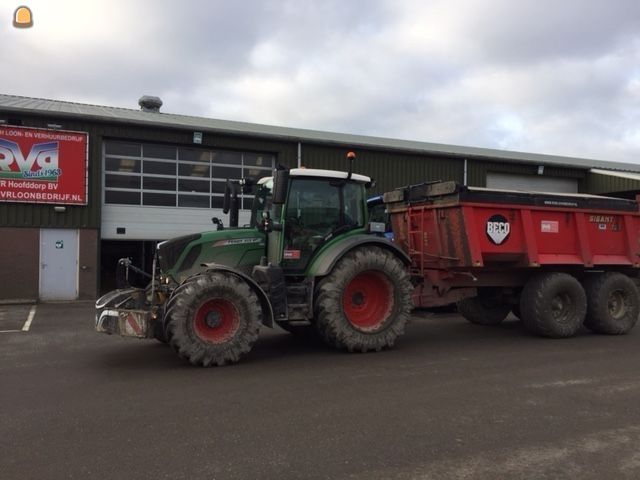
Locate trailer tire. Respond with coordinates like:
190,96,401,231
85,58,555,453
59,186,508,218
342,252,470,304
520,273,586,338
583,273,639,335
457,289,510,326
165,271,261,366
314,246,412,352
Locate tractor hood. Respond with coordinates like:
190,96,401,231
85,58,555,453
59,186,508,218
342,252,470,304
158,229,266,283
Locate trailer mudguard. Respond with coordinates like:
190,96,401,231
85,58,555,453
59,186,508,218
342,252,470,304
200,262,275,327
308,234,411,278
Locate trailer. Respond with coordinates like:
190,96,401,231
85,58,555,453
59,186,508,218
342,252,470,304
384,181,640,337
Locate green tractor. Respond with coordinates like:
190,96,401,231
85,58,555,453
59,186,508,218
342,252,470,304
96,153,413,366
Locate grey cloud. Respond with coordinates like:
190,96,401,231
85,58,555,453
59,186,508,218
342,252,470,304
1,0,640,163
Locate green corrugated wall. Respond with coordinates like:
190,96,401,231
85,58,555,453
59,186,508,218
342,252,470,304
586,172,640,195
2,110,638,231
299,143,464,195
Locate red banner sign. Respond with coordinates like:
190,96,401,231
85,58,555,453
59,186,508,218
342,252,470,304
0,126,88,205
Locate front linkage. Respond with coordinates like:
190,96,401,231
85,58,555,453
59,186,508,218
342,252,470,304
95,257,173,341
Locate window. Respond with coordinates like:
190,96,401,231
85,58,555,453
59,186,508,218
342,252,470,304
105,174,140,189
282,179,357,270
105,142,141,157
144,161,176,176
103,140,275,209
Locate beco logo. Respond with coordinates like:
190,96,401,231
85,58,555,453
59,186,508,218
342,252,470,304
0,139,62,181
486,214,510,245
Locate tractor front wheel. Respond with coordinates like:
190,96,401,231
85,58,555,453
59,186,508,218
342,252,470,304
165,271,262,366
314,247,412,352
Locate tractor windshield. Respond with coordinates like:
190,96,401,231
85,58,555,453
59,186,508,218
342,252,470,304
282,178,365,270
250,178,274,227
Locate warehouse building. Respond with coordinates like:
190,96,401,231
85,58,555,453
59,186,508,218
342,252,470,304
1,93,640,302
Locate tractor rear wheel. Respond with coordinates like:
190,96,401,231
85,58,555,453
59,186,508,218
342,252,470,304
457,289,510,325
520,272,586,338
165,271,261,366
314,247,412,352
583,273,639,335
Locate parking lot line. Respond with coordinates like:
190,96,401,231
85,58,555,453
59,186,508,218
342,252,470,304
22,305,36,332
0,329,22,333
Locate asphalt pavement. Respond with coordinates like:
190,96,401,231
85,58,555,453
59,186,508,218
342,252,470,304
2,302,640,479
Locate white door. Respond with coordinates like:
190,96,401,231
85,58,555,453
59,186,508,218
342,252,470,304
40,229,78,301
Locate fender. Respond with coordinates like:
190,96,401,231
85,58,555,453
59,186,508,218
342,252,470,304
308,234,411,278
199,263,275,328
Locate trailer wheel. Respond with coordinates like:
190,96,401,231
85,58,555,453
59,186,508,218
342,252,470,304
583,273,639,335
520,273,586,338
314,246,412,352
457,289,510,325
165,271,261,366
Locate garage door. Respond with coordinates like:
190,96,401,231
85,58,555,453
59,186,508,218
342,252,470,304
486,172,578,193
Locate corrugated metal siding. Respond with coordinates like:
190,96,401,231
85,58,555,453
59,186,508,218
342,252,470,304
0,113,298,229
300,144,464,195
586,172,640,194
466,159,587,191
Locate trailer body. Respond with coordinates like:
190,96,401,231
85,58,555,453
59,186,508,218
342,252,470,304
384,182,640,307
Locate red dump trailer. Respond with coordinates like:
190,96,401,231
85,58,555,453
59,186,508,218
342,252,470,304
384,181,640,338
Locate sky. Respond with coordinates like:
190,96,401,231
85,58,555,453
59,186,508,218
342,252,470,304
2,0,640,163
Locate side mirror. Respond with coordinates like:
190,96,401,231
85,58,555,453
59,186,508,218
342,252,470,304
273,169,289,205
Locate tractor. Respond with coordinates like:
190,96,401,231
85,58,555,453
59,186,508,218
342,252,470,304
96,153,413,366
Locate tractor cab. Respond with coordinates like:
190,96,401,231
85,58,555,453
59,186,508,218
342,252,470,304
253,167,372,273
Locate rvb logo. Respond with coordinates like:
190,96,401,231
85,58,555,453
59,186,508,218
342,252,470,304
0,139,61,181
486,214,510,245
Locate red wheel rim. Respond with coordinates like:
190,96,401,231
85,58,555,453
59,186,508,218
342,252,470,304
342,271,394,332
194,299,240,343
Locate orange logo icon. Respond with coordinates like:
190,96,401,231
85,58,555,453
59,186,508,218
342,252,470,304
13,6,33,28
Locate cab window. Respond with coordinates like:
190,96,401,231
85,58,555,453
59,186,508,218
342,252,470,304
283,178,364,270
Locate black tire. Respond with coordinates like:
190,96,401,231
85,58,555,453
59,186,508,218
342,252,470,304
153,320,168,344
314,246,413,352
165,271,262,366
457,289,510,325
520,272,586,338
583,273,639,335
161,275,202,343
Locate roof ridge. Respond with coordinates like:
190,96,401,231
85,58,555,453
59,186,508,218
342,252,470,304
0,93,287,127
1,93,639,173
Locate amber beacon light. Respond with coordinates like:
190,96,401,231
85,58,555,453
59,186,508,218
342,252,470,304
13,6,33,28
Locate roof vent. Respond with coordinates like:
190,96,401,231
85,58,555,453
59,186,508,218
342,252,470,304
138,95,163,113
